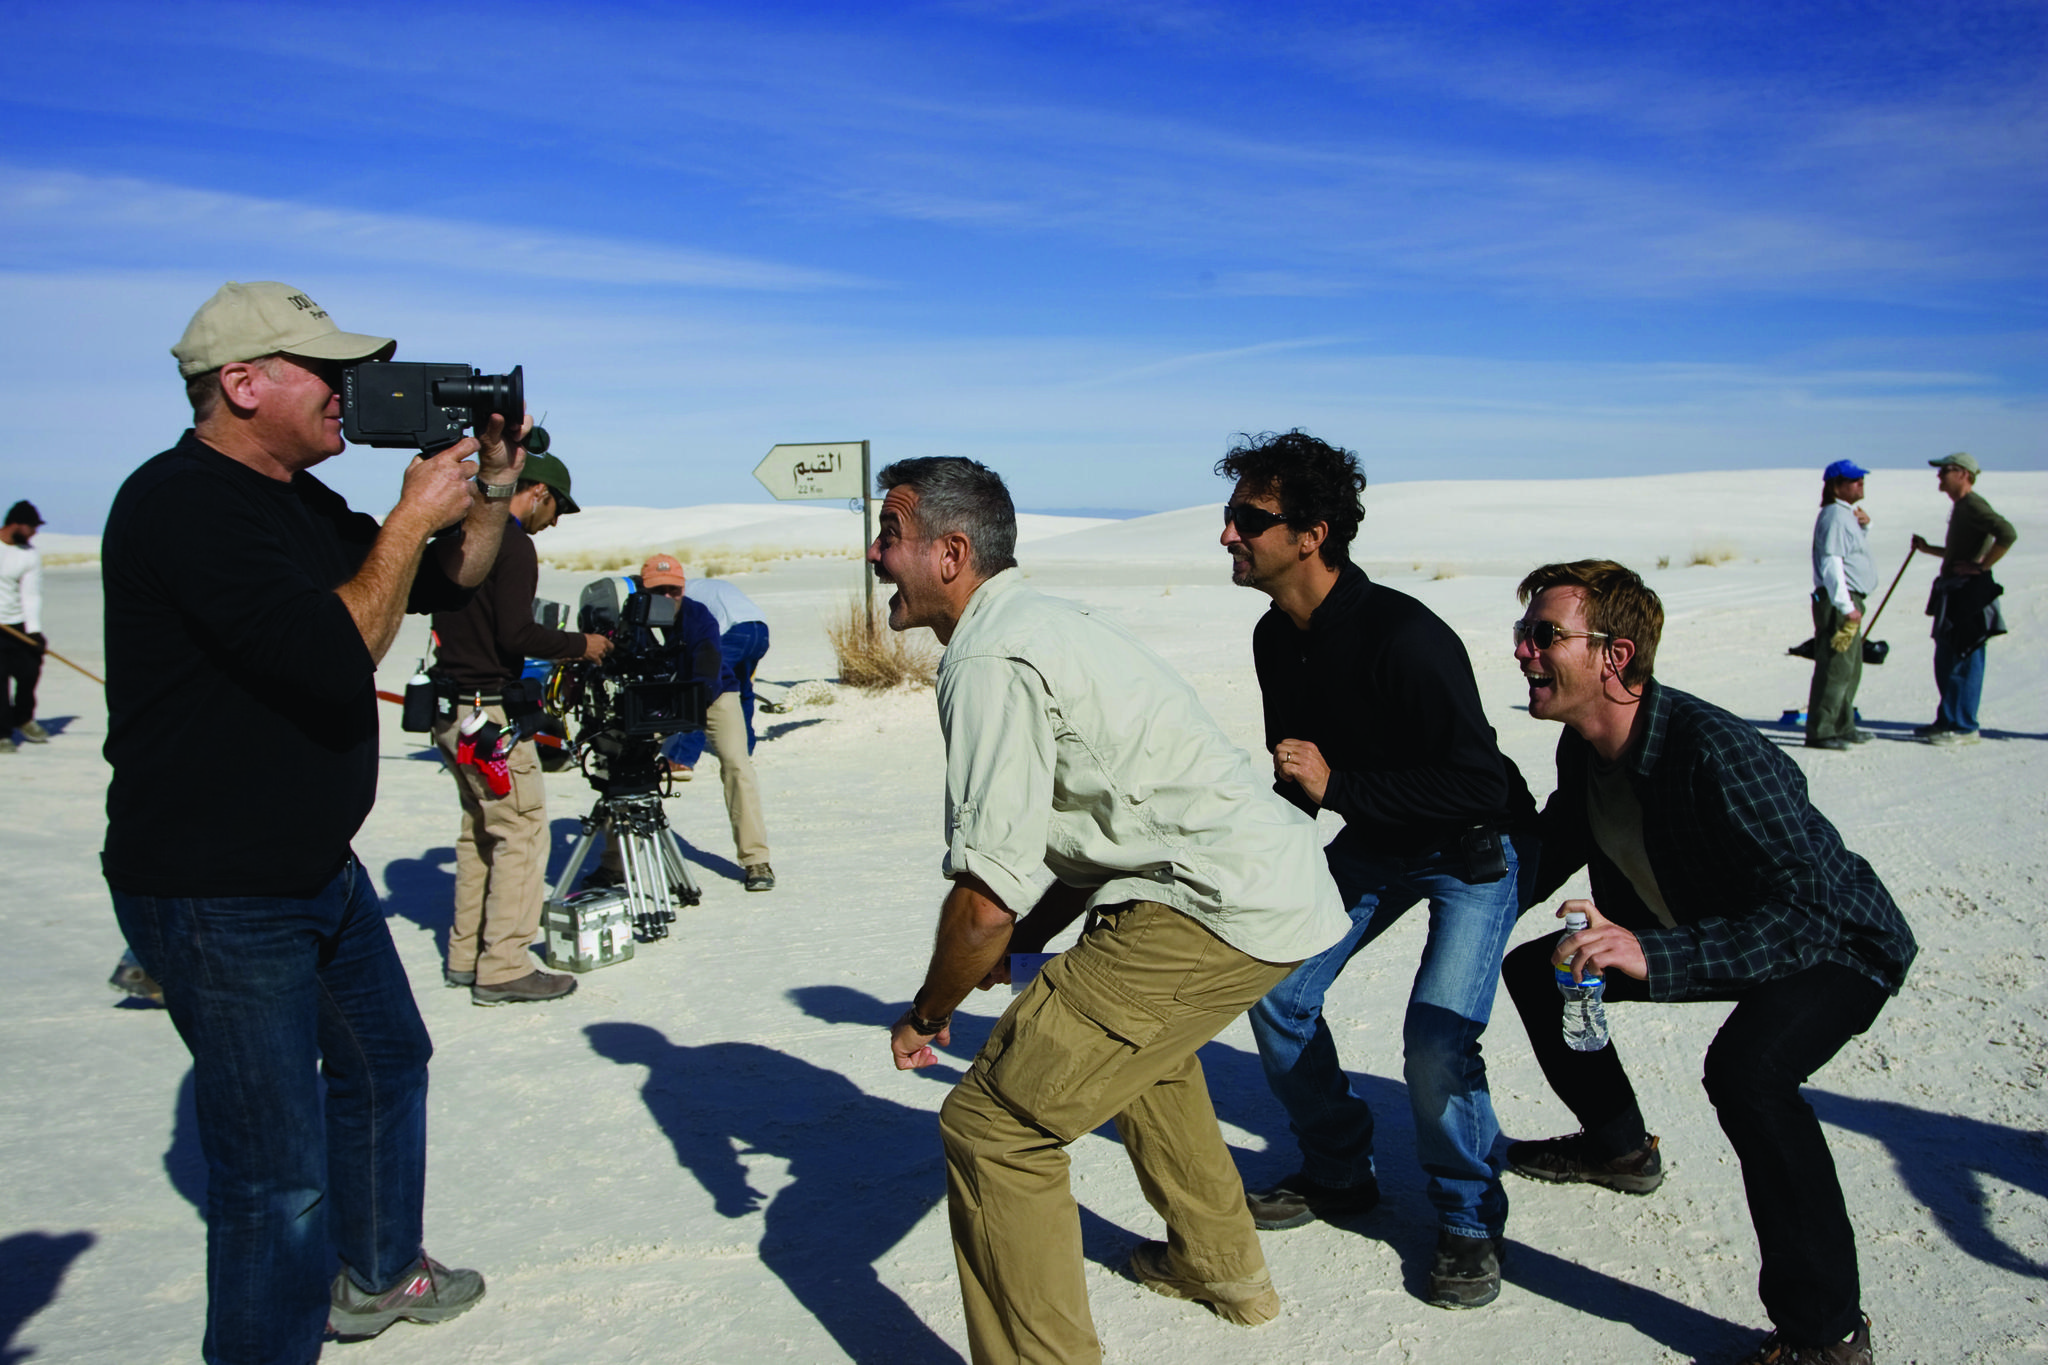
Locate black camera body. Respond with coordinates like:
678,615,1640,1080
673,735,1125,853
548,576,709,796
342,360,549,454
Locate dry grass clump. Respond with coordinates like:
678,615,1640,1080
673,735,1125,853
1689,542,1739,567
539,543,841,575
826,594,940,690
41,552,100,567
1432,563,1460,580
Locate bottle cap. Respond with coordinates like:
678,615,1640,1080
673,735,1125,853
1563,911,1590,932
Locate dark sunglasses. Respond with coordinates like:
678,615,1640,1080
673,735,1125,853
1513,619,1612,649
1223,502,1291,537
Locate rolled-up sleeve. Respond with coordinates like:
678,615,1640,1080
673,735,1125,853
936,655,1058,915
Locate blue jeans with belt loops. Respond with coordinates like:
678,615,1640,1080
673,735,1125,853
1248,833,1524,1240
112,856,433,1365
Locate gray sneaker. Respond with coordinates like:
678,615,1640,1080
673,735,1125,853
443,967,476,988
1426,1230,1502,1309
328,1253,484,1340
1928,729,1981,747
471,969,578,1006
19,720,48,743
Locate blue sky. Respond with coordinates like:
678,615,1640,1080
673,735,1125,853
2,0,2042,530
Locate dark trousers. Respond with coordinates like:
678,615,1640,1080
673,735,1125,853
1,623,39,728
1504,936,1889,1346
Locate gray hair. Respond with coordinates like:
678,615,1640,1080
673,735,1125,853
874,457,1018,576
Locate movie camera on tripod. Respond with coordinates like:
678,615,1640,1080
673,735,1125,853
538,576,714,960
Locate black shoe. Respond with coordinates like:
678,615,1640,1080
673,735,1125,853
1426,1230,1501,1309
1804,737,1850,751
1730,1314,1873,1364
471,970,578,1006
1244,1172,1380,1230
1506,1132,1664,1193
1911,721,1954,737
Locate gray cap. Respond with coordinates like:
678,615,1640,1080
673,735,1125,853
1929,452,1982,476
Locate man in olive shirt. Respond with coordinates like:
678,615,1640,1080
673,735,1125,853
430,451,610,1003
1909,453,2018,744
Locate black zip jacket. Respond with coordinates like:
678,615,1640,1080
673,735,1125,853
1253,562,1534,857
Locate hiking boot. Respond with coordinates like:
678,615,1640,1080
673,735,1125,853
471,969,578,1006
19,720,48,743
0,736,14,754
1506,1132,1664,1193
1426,1230,1502,1309
1244,1171,1380,1230
1928,729,1980,747
443,967,476,988
1847,729,1876,744
744,863,776,892
1125,1241,1280,1327
328,1253,485,1340
1730,1314,1873,1364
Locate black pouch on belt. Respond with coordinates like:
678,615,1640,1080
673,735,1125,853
1452,824,1509,884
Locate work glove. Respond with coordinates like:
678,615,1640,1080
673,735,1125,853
1830,621,1858,654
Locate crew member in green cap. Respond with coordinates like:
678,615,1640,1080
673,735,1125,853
1909,453,2017,744
429,448,612,1002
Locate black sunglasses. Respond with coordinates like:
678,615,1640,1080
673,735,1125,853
1223,502,1291,537
1513,619,1612,649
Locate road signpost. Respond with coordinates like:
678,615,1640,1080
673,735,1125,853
754,440,875,627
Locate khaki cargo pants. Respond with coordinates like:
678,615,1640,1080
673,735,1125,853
940,900,1294,1365
433,702,549,986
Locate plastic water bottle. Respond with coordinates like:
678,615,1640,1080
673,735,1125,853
1555,911,1610,1052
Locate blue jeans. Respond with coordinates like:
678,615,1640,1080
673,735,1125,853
1933,635,1986,733
666,620,770,767
112,857,434,1365
1248,834,1523,1240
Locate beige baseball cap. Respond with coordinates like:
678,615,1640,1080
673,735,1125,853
172,281,396,377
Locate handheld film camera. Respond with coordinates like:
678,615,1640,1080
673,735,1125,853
342,361,552,454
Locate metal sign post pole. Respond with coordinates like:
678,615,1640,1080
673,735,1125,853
862,440,874,643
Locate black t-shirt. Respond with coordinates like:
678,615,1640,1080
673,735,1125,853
1253,563,1534,857
101,431,463,896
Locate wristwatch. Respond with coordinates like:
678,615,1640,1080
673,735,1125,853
478,477,517,501
906,1008,952,1037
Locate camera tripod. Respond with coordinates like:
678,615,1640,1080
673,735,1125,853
549,783,703,941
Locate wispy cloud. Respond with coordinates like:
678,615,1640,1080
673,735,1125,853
0,168,877,292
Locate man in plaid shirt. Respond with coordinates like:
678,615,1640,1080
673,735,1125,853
1500,560,1915,1365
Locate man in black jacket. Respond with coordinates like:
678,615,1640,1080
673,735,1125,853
1219,430,1533,1310
430,450,609,1003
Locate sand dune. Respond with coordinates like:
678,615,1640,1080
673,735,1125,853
3,469,2042,1364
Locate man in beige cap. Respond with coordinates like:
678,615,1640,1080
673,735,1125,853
102,281,515,1362
431,449,612,1003
1909,453,2018,744
639,552,774,890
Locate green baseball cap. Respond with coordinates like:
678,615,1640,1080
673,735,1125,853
1928,452,1981,476
172,281,396,377
522,451,581,514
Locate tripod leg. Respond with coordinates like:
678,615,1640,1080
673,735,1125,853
657,826,702,906
551,828,599,902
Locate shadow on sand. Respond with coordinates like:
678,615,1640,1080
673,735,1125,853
0,1231,95,1365
586,1020,964,1364
1811,1089,2048,1279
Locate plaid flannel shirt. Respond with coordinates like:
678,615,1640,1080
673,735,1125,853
1531,680,1916,1002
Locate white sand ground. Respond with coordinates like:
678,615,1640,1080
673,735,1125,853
3,469,2044,1364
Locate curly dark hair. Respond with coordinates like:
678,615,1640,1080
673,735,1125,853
1213,430,1366,568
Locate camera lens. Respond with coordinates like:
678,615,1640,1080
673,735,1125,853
432,364,525,426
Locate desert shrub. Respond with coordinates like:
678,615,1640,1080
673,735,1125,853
1689,542,1738,567
826,593,940,689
